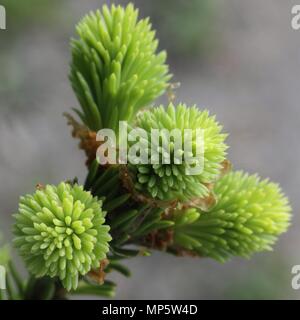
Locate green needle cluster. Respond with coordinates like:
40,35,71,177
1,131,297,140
129,103,227,201
70,3,171,132
8,3,292,300
173,171,291,262
13,183,111,291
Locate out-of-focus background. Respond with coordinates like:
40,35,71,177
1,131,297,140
0,0,299,299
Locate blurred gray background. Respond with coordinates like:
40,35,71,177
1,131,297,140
0,0,300,299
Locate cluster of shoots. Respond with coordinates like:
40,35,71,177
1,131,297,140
1,4,291,300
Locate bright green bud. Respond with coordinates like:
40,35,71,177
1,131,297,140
129,103,227,202
13,183,111,291
70,3,171,131
173,171,291,262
